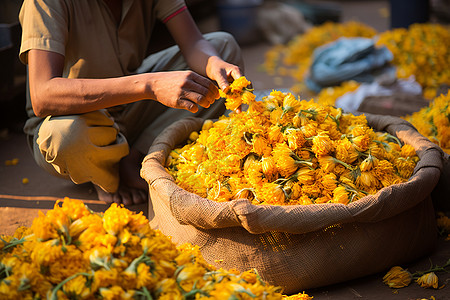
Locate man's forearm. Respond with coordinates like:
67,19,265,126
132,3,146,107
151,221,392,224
31,74,150,117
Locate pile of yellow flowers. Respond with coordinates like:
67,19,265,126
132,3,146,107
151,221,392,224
404,92,450,154
376,23,450,100
262,21,377,94
264,22,450,100
167,77,419,206
0,197,312,299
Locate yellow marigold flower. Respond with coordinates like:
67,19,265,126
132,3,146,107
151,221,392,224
136,262,158,289
62,274,92,299
261,156,278,182
267,90,286,106
394,158,416,179
47,245,86,284
351,134,371,152
300,122,318,138
92,268,120,292
416,272,439,289
46,205,70,236
0,276,20,299
332,186,350,205
240,269,258,284
282,93,301,114
283,291,314,299
373,159,394,178
176,264,206,292
128,211,152,236
253,135,272,156
220,76,252,111
242,90,256,105
321,173,338,191
292,112,309,128
258,182,286,205
270,106,284,124
335,138,359,164
380,174,403,187
154,278,183,299
400,144,416,158
30,211,58,241
360,153,379,172
103,203,132,236
356,171,380,190
311,132,334,157
351,124,370,137
285,128,306,150
69,214,102,238
272,144,299,177
267,125,284,144
318,155,336,173
383,266,412,288
57,197,91,221
207,181,233,202
229,76,252,93
188,131,199,142
202,119,214,131
436,212,450,233
294,168,316,185
12,226,31,239
99,286,134,300
223,94,242,111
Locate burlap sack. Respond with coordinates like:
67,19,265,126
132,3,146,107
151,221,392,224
140,114,444,294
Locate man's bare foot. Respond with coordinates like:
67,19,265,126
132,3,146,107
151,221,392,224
95,148,149,206
95,184,148,206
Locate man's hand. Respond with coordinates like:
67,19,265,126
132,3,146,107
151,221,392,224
206,55,243,92
147,70,220,113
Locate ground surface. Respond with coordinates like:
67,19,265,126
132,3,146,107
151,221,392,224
1,0,450,299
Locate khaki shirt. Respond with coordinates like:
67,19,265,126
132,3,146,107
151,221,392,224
19,0,185,134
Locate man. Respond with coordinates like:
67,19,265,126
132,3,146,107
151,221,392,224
19,0,244,206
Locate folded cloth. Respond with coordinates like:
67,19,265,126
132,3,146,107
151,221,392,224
336,75,423,114
305,37,394,92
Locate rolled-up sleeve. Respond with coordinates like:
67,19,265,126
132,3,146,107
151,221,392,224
19,0,69,65
154,0,186,23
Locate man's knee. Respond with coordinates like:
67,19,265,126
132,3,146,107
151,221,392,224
37,111,125,168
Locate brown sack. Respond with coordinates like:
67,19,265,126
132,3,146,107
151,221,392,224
141,114,444,294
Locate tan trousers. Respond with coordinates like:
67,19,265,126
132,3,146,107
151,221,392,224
30,32,244,193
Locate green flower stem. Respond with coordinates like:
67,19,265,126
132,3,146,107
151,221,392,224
0,237,26,252
134,287,154,300
332,157,354,171
125,253,152,274
49,272,92,300
411,259,450,279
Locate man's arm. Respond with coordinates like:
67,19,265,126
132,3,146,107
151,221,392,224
28,49,218,117
165,9,243,91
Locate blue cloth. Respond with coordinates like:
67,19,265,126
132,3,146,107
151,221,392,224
305,37,394,92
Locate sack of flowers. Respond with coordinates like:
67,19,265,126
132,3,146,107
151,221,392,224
140,77,444,294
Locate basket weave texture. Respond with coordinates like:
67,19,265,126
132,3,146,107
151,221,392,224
141,114,444,294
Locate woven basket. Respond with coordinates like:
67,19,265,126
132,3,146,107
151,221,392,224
141,114,444,294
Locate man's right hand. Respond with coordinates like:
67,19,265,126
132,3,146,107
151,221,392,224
145,70,220,113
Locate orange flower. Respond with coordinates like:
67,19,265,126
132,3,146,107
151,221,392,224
312,132,334,156
416,272,439,289
332,186,349,204
383,266,412,288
